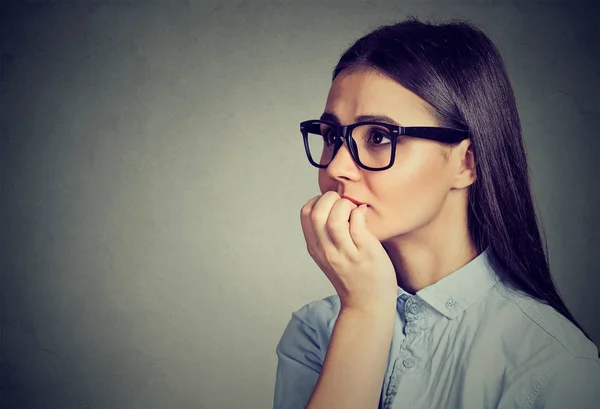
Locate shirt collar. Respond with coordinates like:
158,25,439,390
396,247,499,320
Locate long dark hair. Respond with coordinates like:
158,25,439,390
332,17,594,343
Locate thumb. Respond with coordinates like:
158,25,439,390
349,204,374,249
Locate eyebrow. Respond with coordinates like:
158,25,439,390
319,112,403,126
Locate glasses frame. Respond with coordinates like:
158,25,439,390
300,119,470,171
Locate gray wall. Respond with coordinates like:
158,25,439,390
1,1,598,408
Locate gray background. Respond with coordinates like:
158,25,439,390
0,0,598,408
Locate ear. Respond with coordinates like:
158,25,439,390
453,139,477,189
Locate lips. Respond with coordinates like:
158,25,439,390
340,194,366,206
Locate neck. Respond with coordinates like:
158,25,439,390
382,194,479,294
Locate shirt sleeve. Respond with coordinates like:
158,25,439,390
273,312,324,409
532,356,600,409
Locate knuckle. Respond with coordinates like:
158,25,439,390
300,205,311,219
310,210,326,224
326,218,343,231
340,197,354,207
307,243,321,258
300,196,320,218
323,251,340,267
331,198,347,211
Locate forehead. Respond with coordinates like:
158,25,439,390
324,68,436,126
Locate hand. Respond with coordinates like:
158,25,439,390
300,191,398,312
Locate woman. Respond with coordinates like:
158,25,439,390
274,17,600,409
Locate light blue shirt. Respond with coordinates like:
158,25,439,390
273,248,600,409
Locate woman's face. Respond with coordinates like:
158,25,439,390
318,67,459,243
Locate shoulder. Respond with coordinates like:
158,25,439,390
273,295,343,408
481,283,600,408
290,293,342,336
487,283,599,361
275,294,341,364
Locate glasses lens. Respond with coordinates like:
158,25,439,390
305,121,337,167
352,124,394,169
303,121,395,169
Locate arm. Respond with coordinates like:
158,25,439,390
305,304,395,409
273,302,395,409
288,193,399,408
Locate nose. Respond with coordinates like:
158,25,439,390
325,138,361,180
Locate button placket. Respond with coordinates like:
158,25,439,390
385,359,402,402
402,357,416,368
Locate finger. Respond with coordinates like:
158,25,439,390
300,195,321,252
326,198,359,256
309,191,341,254
349,204,373,250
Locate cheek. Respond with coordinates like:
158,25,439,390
371,165,449,233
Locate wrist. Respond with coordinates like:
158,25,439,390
340,299,397,317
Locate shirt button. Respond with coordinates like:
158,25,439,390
402,357,416,368
445,298,457,310
409,303,419,314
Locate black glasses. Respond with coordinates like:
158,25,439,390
300,119,469,171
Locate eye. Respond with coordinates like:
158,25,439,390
321,127,337,146
366,127,392,146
